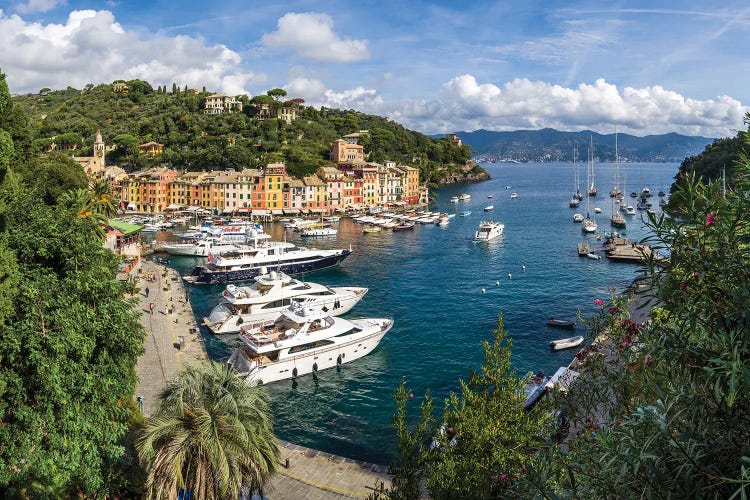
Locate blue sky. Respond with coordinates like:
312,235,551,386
1,0,748,137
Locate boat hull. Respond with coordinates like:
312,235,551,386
234,320,392,385
184,251,351,285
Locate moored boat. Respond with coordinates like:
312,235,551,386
183,241,352,285
550,335,585,351
362,224,381,233
459,193,471,201
484,205,494,211
510,192,518,199
227,305,393,384
459,210,472,217
547,317,576,329
203,271,368,335
573,213,584,223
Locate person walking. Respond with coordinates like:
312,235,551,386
145,286,150,298
148,302,155,315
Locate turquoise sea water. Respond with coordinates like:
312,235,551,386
152,162,678,465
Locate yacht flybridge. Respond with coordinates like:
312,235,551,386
227,305,393,384
203,271,368,335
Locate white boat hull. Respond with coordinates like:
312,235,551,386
206,289,366,334
233,320,391,385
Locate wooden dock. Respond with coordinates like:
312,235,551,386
604,237,657,263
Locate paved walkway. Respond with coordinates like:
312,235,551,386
265,441,391,499
134,259,208,415
132,256,393,498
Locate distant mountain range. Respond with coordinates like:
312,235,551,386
441,128,714,163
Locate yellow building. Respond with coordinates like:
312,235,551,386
264,163,287,213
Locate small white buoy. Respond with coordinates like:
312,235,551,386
508,273,512,279
521,265,526,271
495,281,500,286
481,288,486,294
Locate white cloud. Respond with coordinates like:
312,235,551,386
0,9,265,95
285,77,327,100
14,0,65,14
261,12,369,63
299,75,746,138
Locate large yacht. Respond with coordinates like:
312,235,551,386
203,270,368,334
227,305,393,384
183,240,352,285
162,234,264,257
474,221,505,241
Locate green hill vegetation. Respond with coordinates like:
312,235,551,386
13,80,475,184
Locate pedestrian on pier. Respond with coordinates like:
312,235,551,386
148,302,155,315
145,286,150,298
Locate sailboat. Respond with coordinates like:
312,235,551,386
610,132,626,228
587,136,598,197
569,146,582,208
582,143,598,234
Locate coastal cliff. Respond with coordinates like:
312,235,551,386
438,160,491,185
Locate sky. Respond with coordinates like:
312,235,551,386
0,0,749,138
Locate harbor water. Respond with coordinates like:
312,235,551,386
151,161,678,465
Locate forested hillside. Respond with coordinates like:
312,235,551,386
12,80,474,183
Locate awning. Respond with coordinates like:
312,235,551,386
310,208,325,213
253,209,269,215
186,206,200,212
126,203,136,210
108,219,142,236
283,209,300,214
165,204,182,210
271,209,283,215
222,208,233,214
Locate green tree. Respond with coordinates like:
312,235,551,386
0,189,145,495
383,317,554,499
137,362,280,499
267,88,287,101
26,152,88,205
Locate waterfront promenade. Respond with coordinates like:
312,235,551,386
132,258,393,498
134,258,208,414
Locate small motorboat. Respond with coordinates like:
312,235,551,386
484,205,494,212
393,221,415,231
487,194,494,199
573,213,584,223
510,193,518,199
547,317,576,329
586,253,601,260
594,207,602,214
459,210,472,217
550,335,585,351
362,224,381,233
449,196,459,203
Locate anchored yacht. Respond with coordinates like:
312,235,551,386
474,221,505,241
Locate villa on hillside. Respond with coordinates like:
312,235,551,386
139,141,164,158
203,93,243,115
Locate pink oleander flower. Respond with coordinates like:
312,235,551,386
693,271,699,278
646,354,652,364
500,474,508,481
679,282,686,291
706,212,716,226
594,298,604,306
521,465,527,473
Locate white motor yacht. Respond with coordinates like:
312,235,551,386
449,196,459,203
203,271,368,334
474,221,505,241
459,193,471,201
573,213,584,223
227,305,393,384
